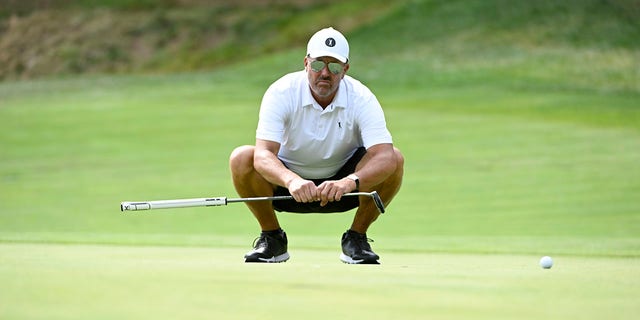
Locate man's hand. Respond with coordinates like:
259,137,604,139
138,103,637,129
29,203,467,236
287,178,319,203
317,178,356,207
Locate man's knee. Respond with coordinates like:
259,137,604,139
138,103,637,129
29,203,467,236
393,147,405,172
229,145,255,174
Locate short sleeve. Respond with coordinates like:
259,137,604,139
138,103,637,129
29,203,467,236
256,83,288,144
357,92,393,149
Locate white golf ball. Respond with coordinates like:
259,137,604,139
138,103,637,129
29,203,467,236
539,256,553,269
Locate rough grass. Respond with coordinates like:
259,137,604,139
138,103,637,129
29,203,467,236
0,0,397,79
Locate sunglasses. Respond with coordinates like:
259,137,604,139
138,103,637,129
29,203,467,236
309,60,344,75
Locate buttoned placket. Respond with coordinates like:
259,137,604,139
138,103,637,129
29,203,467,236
310,103,339,138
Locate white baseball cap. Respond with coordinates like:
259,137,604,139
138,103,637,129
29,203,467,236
306,27,349,63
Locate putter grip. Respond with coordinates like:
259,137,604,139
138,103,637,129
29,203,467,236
120,197,228,211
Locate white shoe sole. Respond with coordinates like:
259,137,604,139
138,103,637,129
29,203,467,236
340,253,379,264
255,252,290,263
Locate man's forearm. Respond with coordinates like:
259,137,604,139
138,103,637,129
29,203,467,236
254,149,300,188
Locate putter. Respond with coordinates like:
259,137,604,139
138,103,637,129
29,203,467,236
121,191,385,214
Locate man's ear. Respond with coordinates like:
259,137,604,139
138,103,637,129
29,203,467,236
342,63,350,78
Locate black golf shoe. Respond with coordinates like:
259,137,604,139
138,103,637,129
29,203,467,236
244,229,290,263
340,230,380,264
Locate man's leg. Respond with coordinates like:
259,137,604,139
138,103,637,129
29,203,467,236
340,147,404,264
229,145,281,231
350,147,404,233
229,145,288,263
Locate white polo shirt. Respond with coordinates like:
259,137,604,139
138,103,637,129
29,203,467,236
256,70,393,179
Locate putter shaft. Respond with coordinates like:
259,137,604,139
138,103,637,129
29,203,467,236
121,191,385,213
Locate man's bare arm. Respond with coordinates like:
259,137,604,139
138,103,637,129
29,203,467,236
317,143,397,206
254,139,318,202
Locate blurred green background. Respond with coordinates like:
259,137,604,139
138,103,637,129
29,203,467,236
2,0,638,252
1,1,639,318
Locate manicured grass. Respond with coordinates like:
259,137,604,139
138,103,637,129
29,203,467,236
1,68,638,251
1,1,639,319
1,243,638,320
1,41,639,317
1,64,638,319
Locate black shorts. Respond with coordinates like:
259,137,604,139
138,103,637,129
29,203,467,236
272,147,366,213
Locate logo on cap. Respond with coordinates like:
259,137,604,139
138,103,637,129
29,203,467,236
325,38,336,47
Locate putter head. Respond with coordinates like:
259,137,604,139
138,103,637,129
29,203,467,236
370,191,385,214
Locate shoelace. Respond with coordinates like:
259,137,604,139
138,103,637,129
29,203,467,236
348,233,375,251
251,235,270,249
251,233,284,249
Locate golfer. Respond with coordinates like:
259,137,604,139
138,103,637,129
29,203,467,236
229,27,404,264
